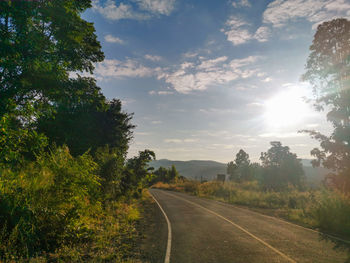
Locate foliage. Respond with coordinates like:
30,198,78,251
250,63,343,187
0,0,153,261
94,145,126,202
124,150,156,198
0,146,101,259
150,165,182,184
37,95,135,156
0,106,48,166
314,190,350,238
0,0,104,115
260,141,305,190
302,18,350,193
227,149,254,182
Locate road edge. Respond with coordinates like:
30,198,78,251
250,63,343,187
149,189,172,263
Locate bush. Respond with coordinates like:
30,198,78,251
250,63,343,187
314,191,350,238
0,146,101,259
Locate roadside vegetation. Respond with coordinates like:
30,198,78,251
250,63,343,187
0,1,160,261
1,0,349,260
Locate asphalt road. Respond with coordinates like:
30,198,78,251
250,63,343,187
150,189,349,263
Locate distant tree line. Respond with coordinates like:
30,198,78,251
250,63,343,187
227,142,305,191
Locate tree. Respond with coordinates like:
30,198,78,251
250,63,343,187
260,142,304,190
37,95,135,156
302,18,350,192
0,0,104,115
123,150,156,197
227,149,252,182
150,165,181,184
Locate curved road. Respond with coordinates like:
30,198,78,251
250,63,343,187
150,189,348,263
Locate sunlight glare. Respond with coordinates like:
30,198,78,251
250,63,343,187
264,87,313,128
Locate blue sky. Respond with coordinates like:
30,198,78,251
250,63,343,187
83,0,350,162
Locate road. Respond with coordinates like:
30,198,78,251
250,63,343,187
150,189,349,263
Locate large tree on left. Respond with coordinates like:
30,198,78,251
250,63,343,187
0,0,104,115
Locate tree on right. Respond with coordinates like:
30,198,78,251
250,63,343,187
302,18,350,192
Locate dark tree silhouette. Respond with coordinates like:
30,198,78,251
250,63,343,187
260,142,304,190
227,149,253,182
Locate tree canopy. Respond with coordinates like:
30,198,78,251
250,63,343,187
260,141,304,190
302,18,350,192
0,0,104,115
227,149,253,182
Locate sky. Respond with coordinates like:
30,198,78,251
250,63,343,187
82,0,350,163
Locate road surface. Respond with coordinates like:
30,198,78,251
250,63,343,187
150,189,349,263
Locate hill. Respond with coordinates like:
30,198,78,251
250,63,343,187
149,159,330,186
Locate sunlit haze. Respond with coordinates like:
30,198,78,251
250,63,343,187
83,0,348,162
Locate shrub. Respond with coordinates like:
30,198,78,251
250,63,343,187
314,191,350,238
0,146,101,259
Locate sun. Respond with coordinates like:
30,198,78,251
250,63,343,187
264,87,313,128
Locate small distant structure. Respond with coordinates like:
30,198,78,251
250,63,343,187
216,174,226,183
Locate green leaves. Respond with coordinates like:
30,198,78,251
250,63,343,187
0,0,104,115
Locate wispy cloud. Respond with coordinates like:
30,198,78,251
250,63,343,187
254,26,271,42
159,55,263,93
259,132,307,138
151,120,162,124
93,0,176,21
149,90,174,95
94,59,158,79
93,0,148,20
222,16,252,45
136,0,176,15
104,34,124,44
164,138,199,143
144,54,162,61
263,0,350,28
231,0,251,8
223,17,274,45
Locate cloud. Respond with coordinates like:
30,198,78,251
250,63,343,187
93,55,263,94
144,54,162,61
92,0,148,20
232,0,251,8
104,34,124,44
136,0,176,15
199,108,237,114
149,90,174,95
254,26,271,42
121,98,135,105
151,120,162,124
262,77,272,82
247,102,264,107
164,139,183,143
263,0,350,28
159,55,262,93
223,17,274,45
258,132,307,138
93,0,176,21
197,56,228,70
222,17,253,45
183,51,198,58
164,138,198,143
94,59,157,79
